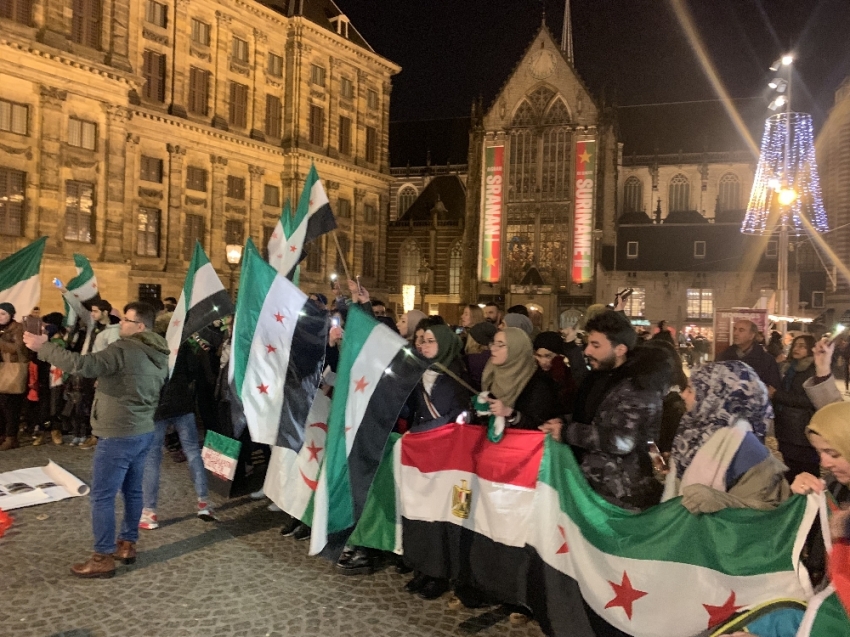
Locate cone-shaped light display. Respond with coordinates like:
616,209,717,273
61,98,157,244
742,112,829,236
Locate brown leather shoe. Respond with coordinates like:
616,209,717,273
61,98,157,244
32,433,45,446
0,436,19,451
51,430,63,445
70,553,115,579
113,540,137,565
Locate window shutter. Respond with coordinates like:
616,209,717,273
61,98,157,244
71,0,85,43
156,53,166,102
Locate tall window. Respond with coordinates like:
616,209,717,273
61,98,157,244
363,203,376,224
310,64,325,87
183,214,204,259
623,176,643,213
140,156,163,183
190,18,210,45
68,117,97,150
142,50,166,103
367,89,378,110
0,168,25,237
186,166,207,192
0,99,28,135
624,287,645,317
267,53,283,78
626,241,638,258
399,239,420,286
226,175,245,200
397,185,417,215
448,242,462,295
335,234,349,275
337,198,351,218
263,184,279,207
231,37,248,63
306,241,321,272
265,95,282,138
687,288,713,320
71,0,101,49
338,116,351,155
64,180,94,243
509,128,537,202
717,173,741,211
188,67,210,116
362,241,375,278
225,219,243,244
229,82,248,128
365,126,377,163
540,126,570,200
136,208,160,256
340,77,354,99
0,0,32,25
668,173,690,212
309,105,324,146
145,0,166,27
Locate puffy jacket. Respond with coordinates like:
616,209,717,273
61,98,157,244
37,331,169,438
773,357,817,448
0,320,28,395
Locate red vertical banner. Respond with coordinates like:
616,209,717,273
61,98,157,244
479,145,504,283
572,139,596,284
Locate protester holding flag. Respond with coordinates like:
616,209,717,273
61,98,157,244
0,303,28,451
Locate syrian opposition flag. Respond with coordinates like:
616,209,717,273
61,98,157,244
0,237,46,316
228,239,328,447
63,253,100,327
309,304,427,559
268,164,336,279
166,241,234,373
797,585,850,637
400,424,820,637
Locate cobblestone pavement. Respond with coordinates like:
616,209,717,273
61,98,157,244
0,440,545,637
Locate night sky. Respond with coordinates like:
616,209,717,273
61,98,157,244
341,0,850,131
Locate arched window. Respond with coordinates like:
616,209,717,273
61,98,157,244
448,242,462,296
512,100,536,127
397,185,417,216
509,129,538,202
717,173,741,211
623,176,643,213
668,174,690,212
399,239,420,287
543,99,570,125
527,86,555,115
541,126,570,200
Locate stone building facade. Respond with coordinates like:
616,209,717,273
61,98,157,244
0,0,398,312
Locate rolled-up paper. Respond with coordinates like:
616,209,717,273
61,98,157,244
44,460,90,496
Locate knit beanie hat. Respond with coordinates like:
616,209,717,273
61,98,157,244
0,302,16,318
469,321,497,346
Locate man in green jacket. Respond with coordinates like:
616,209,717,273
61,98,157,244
24,302,170,578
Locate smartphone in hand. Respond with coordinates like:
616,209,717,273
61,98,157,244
23,316,42,335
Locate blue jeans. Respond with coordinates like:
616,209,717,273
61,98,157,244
143,412,208,511
91,431,155,554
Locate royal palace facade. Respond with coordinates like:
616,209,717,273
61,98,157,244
0,0,398,310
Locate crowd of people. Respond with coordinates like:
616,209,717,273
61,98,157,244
2,279,849,635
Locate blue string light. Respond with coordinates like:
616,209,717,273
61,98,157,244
741,112,829,236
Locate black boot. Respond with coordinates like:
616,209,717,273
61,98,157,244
335,547,373,576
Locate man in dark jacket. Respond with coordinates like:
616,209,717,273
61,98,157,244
717,319,781,389
24,302,169,579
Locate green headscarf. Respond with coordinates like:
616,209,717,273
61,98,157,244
481,327,536,408
425,324,463,370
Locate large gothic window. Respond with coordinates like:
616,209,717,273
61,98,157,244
717,173,741,211
397,185,417,217
527,86,555,115
541,127,570,200
543,99,570,125
623,176,643,213
669,173,691,212
399,239,420,287
512,100,536,127
509,129,538,202
448,242,462,296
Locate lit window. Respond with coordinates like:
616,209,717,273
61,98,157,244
717,173,741,212
232,37,248,63
626,241,638,259
68,117,97,150
623,176,642,213
340,77,354,99
686,288,713,320
669,173,690,212
267,53,283,78
694,241,706,258
0,100,28,135
145,0,167,27
624,287,645,317
397,185,417,215
449,242,462,295
400,239,420,287
191,18,210,46
310,64,326,87
367,88,378,110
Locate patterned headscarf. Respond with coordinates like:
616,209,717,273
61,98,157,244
671,361,773,474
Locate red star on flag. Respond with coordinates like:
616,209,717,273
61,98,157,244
274,312,285,323
276,253,283,259
604,571,648,620
51,367,63,382
172,318,181,328
556,525,569,554
289,245,298,252
92,283,98,289
703,591,743,628
257,383,269,394
266,344,277,354
271,231,278,239
306,441,322,462
309,199,313,207
354,376,369,393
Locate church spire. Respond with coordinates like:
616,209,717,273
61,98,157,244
561,0,574,64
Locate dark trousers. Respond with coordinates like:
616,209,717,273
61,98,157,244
0,393,25,438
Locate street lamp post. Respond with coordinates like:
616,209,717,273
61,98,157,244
225,244,243,298
418,261,431,313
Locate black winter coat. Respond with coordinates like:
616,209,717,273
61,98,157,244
408,360,470,433
508,368,563,431
772,357,817,448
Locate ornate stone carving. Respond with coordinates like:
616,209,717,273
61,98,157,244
382,81,392,96
210,154,228,166
138,187,163,200
0,143,33,160
215,11,232,24
339,100,353,112
106,105,131,123
229,61,251,76
309,89,326,100
325,180,340,191
354,187,367,201
126,133,140,144
253,28,267,43
357,70,370,83
142,28,169,46
248,165,265,177
266,78,282,89
225,203,246,213
185,195,207,207
39,86,67,107
63,156,99,169
167,144,186,155
189,47,212,62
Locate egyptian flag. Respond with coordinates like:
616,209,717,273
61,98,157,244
166,241,233,373
309,304,427,559
268,164,336,280
228,239,328,446
400,425,820,637
0,237,45,316
63,253,99,327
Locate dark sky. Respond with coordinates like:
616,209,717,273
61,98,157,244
341,0,850,131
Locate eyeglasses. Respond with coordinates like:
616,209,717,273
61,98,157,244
489,341,507,349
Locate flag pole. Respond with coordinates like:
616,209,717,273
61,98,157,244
433,362,479,396
331,230,351,281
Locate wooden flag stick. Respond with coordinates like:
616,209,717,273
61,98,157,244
331,230,352,281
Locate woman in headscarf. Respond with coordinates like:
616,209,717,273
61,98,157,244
664,360,789,513
533,331,576,415
500,313,533,336
482,327,561,431
772,334,820,481
464,322,496,392
0,302,27,451
396,309,426,345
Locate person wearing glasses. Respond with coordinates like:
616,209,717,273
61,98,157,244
23,302,170,579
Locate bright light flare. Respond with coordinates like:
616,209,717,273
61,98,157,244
777,188,797,206
782,55,793,66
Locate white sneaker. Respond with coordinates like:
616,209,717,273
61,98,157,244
249,488,265,500
197,501,218,521
139,509,159,530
